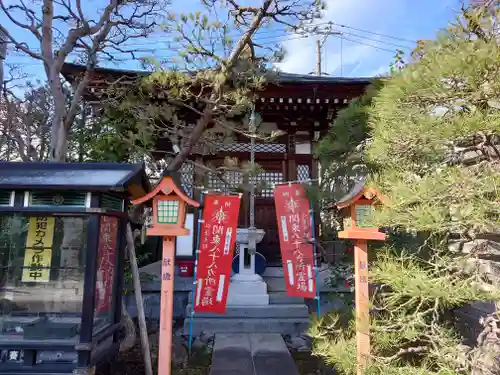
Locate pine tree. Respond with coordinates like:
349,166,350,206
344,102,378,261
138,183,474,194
312,3,500,375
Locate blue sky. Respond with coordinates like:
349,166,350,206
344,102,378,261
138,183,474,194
276,0,462,76
3,0,464,85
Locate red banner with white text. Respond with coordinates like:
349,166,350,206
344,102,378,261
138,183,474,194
274,184,316,298
95,216,119,313
194,194,241,314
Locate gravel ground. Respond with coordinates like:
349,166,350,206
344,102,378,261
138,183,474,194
291,351,337,375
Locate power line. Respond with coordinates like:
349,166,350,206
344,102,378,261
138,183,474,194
10,33,309,58
9,30,408,64
327,22,417,44
330,34,400,54
5,20,417,53
6,34,314,66
6,30,292,56
6,21,411,69
7,31,402,68
328,29,413,50
5,27,292,52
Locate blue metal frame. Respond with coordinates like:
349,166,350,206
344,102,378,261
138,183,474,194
310,199,321,316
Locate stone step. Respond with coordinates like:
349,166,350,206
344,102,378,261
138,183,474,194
269,292,305,305
188,290,305,305
184,317,310,335
263,277,290,292
210,333,300,375
249,333,301,375
261,267,285,278
185,304,308,319
210,334,253,375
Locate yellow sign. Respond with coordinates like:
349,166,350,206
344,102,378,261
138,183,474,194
22,217,55,283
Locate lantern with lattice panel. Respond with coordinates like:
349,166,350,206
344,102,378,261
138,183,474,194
131,171,199,375
334,180,387,375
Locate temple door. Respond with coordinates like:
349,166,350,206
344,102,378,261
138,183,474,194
252,159,286,265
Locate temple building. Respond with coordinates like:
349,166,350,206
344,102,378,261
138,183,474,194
62,63,370,265
62,63,372,332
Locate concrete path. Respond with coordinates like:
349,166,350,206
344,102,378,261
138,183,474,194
210,333,300,375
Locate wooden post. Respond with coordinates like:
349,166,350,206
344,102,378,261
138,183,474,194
159,236,176,375
130,174,200,375
126,225,153,375
336,184,386,375
354,239,370,375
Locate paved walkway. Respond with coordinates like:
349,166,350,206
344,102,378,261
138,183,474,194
210,333,300,375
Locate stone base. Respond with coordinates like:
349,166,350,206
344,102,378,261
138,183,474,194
226,273,270,306
183,317,309,335
185,304,308,319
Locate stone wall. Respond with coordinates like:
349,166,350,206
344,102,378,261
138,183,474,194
450,235,500,373
124,276,192,320
449,236,500,342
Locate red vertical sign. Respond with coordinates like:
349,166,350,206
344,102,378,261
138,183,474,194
194,194,241,314
95,216,118,313
274,184,316,298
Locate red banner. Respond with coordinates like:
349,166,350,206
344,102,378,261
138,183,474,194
95,216,119,313
274,184,316,298
194,194,241,314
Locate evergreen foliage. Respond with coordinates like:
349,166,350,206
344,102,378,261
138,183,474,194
92,0,325,177
315,79,383,203
312,3,500,374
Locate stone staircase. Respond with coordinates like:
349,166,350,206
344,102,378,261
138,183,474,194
183,267,310,335
183,292,309,334
209,333,300,375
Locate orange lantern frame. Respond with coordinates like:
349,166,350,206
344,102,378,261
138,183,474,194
132,173,199,237
131,172,199,375
336,186,386,241
334,181,386,375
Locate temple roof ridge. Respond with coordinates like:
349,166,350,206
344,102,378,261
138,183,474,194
61,62,374,85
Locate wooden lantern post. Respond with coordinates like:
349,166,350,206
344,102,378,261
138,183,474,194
335,181,386,375
131,172,199,375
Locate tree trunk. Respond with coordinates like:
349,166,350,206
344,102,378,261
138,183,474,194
119,298,137,353
166,107,213,172
48,69,69,161
0,29,6,95
78,104,86,162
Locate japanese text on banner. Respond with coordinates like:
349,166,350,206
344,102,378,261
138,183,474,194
22,217,55,283
194,194,241,314
95,216,118,313
274,184,316,299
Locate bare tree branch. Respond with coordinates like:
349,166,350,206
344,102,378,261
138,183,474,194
1,0,167,161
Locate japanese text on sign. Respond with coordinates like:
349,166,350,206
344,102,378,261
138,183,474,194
95,216,118,313
274,184,316,299
161,253,173,332
194,194,241,314
22,217,55,283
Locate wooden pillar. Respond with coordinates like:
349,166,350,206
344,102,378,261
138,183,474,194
354,239,370,375
287,130,296,182
158,237,176,375
192,156,205,258
311,137,321,260
241,171,250,228
193,156,204,202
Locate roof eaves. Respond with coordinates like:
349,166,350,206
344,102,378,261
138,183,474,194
62,63,374,86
